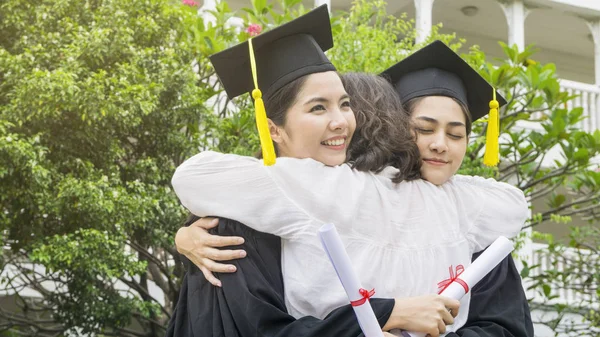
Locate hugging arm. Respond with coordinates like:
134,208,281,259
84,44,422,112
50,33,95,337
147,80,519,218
171,217,461,337
451,175,529,252
175,217,246,286
171,151,362,239
167,217,395,337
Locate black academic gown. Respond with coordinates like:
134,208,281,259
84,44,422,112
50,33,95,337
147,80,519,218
166,219,533,337
165,217,394,337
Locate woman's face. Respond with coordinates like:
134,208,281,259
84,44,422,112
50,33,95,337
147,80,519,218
272,71,356,166
410,96,468,185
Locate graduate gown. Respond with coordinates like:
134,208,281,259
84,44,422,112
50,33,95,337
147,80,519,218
165,218,533,337
165,217,394,337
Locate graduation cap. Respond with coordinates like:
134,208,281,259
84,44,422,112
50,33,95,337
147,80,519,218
209,5,335,166
381,40,506,166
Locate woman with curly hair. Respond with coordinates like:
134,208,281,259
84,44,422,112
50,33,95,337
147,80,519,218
168,7,529,336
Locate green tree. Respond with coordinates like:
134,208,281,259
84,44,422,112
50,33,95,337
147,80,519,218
472,43,600,336
1,0,599,336
0,0,207,335
526,227,600,336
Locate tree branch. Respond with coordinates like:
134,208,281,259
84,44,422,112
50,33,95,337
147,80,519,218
520,164,571,190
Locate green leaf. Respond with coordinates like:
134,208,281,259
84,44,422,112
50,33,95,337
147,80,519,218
251,0,267,13
552,194,566,208
283,0,303,8
531,95,545,108
573,148,589,162
569,107,584,124
543,284,552,297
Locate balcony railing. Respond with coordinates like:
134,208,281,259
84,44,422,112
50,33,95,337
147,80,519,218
527,242,597,309
560,79,600,133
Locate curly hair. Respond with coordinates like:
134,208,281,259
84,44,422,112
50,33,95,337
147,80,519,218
341,72,421,183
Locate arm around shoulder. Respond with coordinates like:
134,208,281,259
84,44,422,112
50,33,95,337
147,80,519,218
171,151,362,238
171,151,297,236
452,175,529,252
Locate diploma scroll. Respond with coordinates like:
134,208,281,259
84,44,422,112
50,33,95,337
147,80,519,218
405,236,515,337
318,223,385,337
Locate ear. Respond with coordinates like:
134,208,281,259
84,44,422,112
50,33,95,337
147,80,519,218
269,119,284,144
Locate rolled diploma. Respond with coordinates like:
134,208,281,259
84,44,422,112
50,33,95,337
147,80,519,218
318,223,384,337
405,236,515,337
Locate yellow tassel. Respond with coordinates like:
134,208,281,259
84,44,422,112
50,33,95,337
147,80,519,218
483,89,500,167
248,38,276,166
252,89,276,165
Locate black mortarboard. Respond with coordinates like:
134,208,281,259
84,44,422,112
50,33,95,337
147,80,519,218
381,40,506,122
208,4,335,166
382,40,506,166
209,4,335,100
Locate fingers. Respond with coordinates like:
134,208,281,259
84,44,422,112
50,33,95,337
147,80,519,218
202,257,237,273
441,297,460,317
448,306,459,318
200,265,222,287
438,296,457,325
426,325,440,337
205,232,245,248
185,248,240,273
440,307,455,325
191,217,219,229
187,254,224,287
185,224,245,248
203,247,247,262
190,218,245,247
190,256,234,287
437,318,447,335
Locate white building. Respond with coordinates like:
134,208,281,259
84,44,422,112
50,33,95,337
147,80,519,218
205,0,600,132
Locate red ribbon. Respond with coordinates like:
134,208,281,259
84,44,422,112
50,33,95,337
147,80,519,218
437,265,469,294
350,288,375,307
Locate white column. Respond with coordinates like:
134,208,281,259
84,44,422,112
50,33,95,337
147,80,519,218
414,0,435,44
516,225,534,300
499,0,529,51
586,20,600,85
314,0,331,12
200,0,218,26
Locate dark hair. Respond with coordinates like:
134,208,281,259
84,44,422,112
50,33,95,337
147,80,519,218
341,72,422,183
254,75,309,157
403,96,473,135
264,76,308,126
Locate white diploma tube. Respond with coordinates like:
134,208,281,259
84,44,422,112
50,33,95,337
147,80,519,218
318,223,385,337
405,236,515,337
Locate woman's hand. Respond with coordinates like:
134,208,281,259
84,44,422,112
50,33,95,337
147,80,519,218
382,294,460,337
175,217,247,287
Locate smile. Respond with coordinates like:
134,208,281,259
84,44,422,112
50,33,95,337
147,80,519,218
322,139,345,146
321,136,347,150
423,159,448,166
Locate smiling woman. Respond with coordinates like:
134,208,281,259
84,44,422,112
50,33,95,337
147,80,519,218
170,26,529,336
267,71,355,167
382,40,507,185
168,6,415,337
409,96,469,185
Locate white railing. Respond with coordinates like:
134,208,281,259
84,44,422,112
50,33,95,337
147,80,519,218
560,79,600,133
527,242,597,309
